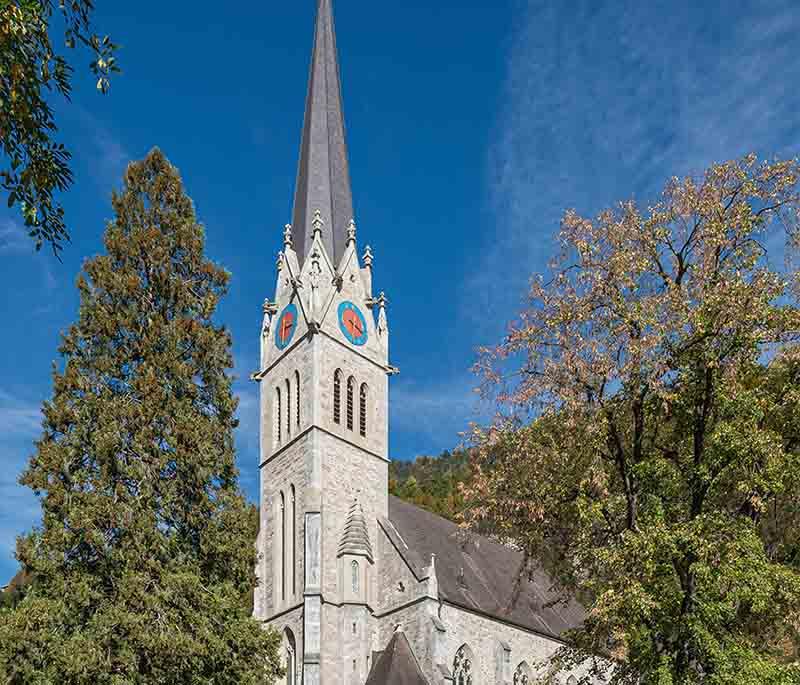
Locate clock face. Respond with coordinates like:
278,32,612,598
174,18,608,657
275,303,298,350
338,301,368,346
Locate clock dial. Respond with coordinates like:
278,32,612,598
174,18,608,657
275,303,298,350
338,301,368,346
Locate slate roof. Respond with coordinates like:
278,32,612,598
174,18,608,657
365,628,429,685
385,495,585,641
291,0,354,266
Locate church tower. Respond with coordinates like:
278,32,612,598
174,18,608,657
253,2,394,684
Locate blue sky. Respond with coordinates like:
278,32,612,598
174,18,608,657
1,0,799,582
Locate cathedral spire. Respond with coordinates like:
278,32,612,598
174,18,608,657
291,0,354,266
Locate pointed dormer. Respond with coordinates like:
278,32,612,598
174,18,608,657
338,498,374,563
291,0,354,267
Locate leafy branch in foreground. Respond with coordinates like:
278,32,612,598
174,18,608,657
0,1,120,254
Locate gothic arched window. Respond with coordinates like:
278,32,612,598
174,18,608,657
352,560,360,594
333,370,343,424
275,387,282,445
514,662,532,685
284,628,297,685
346,376,355,431
453,645,474,685
359,384,368,437
290,484,296,597
285,379,292,439
295,371,301,429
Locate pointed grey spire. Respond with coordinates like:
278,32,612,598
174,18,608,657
291,0,354,266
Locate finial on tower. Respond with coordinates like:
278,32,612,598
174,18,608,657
312,210,324,238
346,219,357,247
283,224,293,249
377,291,389,339
363,245,373,268
263,298,277,315
276,251,284,271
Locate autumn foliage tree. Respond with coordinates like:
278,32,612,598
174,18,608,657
0,149,282,684
468,156,800,684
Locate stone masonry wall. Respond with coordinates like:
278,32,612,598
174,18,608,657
258,430,311,618
435,602,575,685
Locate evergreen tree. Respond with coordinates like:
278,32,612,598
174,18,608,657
0,149,283,684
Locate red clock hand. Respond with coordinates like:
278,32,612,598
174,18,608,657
281,316,293,341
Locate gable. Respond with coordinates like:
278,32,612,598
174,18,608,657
365,630,429,685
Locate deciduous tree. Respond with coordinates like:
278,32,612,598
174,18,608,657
0,1,119,254
468,156,800,684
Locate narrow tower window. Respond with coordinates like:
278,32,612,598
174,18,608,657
285,379,292,439
275,387,282,445
359,384,368,437
285,629,297,685
280,491,286,602
290,485,296,597
295,371,301,429
333,370,343,424
352,559,360,594
347,377,355,431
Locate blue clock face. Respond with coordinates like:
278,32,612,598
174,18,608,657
338,301,368,346
275,303,298,350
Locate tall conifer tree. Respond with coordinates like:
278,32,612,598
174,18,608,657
0,149,283,684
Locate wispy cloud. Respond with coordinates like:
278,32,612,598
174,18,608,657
0,389,44,581
475,0,800,330
0,217,59,293
0,219,31,255
73,106,130,189
0,390,43,436
390,376,488,459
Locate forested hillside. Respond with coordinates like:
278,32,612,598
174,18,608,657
389,450,472,521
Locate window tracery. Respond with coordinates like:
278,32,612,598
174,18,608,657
453,645,473,685
514,662,532,685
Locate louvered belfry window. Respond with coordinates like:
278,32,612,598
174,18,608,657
359,384,368,437
346,377,355,431
275,387,282,445
295,371,301,429
333,370,342,424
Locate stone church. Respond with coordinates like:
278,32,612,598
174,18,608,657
253,2,590,683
